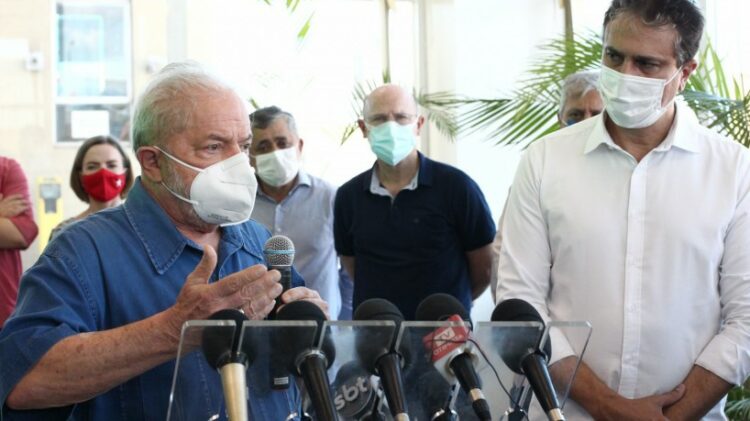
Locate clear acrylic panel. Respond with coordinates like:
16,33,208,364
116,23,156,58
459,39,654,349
167,320,318,421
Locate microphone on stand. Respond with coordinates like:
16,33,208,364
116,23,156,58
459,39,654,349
354,298,411,421
415,294,491,421
274,300,338,421
264,234,295,389
201,309,251,421
492,298,564,421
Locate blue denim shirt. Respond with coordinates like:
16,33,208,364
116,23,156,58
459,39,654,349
0,178,303,420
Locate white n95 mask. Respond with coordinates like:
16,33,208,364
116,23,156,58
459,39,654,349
253,147,300,187
157,147,258,226
598,65,682,129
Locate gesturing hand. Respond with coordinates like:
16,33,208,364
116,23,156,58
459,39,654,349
164,245,283,344
0,194,28,218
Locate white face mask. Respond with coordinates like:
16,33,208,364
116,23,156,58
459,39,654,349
598,65,682,129
253,147,300,187
157,147,258,226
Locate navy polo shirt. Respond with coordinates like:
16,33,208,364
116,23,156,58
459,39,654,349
333,153,495,319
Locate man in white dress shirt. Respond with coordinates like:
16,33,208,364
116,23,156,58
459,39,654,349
496,1,750,420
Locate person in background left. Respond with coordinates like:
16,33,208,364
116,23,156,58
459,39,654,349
249,106,344,319
0,156,38,329
557,70,603,128
49,135,134,240
489,70,603,302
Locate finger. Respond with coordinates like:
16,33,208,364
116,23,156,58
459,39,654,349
655,384,685,407
186,245,217,286
281,287,321,303
214,264,271,297
224,274,282,312
252,300,276,320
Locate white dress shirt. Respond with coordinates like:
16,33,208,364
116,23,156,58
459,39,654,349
252,170,342,319
496,103,750,420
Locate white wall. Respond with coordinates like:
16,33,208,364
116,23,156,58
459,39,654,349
452,0,567,322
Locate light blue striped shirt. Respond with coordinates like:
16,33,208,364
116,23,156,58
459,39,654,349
251,170,341,319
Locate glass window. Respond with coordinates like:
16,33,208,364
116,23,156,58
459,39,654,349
55,0,132,143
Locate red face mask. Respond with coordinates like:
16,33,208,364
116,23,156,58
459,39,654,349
81,168,127,202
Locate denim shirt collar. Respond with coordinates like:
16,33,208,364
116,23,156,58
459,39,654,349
123,178,263,275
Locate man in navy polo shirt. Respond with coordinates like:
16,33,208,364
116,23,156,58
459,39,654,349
334,84,495,319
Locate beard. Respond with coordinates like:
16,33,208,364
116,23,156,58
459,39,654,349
161,160,215,231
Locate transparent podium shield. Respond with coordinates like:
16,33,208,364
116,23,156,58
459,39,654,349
167,320,318,421
321,321,399,420
473,321,592,420
543,321,593,411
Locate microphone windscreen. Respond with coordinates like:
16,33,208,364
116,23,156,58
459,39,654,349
274,300,336,373
491,298,550,373
415,293,470,322
353,298,412,372
201,309,248,369
332,360,377,419
263,235,295,266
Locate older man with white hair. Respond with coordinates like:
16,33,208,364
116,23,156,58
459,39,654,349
0,62,326,420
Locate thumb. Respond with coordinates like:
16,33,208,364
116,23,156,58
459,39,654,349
655,384,685,407
187,245,217,285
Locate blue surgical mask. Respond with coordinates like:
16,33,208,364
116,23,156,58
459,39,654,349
367,121,417,166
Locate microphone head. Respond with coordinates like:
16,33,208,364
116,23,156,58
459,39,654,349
491,298,550,374
353,298,412,373
274,300,336,374
415,293,470,322
263,235,295,266
332,360,377,419
201,309,249,369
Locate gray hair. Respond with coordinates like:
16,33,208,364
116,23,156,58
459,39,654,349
558,70,600,117
131,62,237,152
249,106,299,137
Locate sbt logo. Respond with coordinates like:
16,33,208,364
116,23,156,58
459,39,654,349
334,375,371,411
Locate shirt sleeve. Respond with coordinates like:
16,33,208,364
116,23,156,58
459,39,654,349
2,158,39,245
0,236,98,416
333,185,354,256
495,142,575,363
695,151,750,385
452,172,496,251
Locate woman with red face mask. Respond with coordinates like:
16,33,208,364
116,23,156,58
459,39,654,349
49,136,134,241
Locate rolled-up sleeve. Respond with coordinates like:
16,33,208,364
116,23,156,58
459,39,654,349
695,153,750,385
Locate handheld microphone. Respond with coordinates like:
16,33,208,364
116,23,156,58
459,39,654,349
415,294,491,421
353,299,411,421
274,300,338,421
264,234,295,389
201,309,251,421
492,298,564,421
264,234,295,306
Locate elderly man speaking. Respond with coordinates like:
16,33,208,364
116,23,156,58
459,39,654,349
0,63,327,420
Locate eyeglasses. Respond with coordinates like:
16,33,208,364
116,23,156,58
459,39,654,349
364,112,416,126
